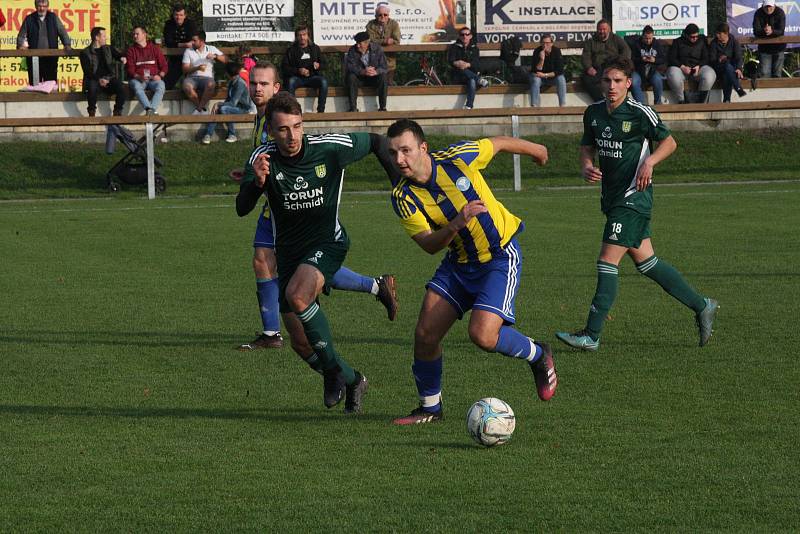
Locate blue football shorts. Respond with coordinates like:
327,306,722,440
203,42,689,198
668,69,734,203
426,237,522,324
253,203,275,249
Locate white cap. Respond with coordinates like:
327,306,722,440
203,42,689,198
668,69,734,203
763,0,775,6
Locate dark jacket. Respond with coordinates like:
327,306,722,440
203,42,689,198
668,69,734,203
162,18,197,49
282,42,325,79
752,6,786,53
581,33,630,71
708,35,744,70
669,33,710,68
344,42,388,76
17,11,70,49
80,44,124,85
447,39,481,72
531,45,564,76
626,35,667,77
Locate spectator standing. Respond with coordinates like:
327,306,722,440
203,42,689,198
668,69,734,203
666,23,716,104
628,26,667,105
79,26,126,117
529,35,566,107
202,60,252,144
125,26,168,115
447,27,488,110
16,0,71,86
344,31,389,112
182,30,226,114
752,0,786,77
238,45,257,87
709,23,747,102
366,5,401,85
282,24,328,113
162,3,197,89
581,19,630,102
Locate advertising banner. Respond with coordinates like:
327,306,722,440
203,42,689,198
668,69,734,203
311,0,470,45
612,0,708,37
727,0,800,39
202,0,294,42
0,0,110,92
477,0,602,44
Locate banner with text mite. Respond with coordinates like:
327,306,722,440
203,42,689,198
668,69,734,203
312,0,470,45
727,0,800,39
0,0,110,92
202,0,295,42
612,0,708,37
477,0,602,44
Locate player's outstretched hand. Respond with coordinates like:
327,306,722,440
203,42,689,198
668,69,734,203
254,154,270,187
452,200,488,230
531,143,548,166
582,165,602,184
635,161,653,191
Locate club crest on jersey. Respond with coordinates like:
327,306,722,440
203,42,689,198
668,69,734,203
261,131,269,144
455,176,471,192
602,126,613,139
622,121,632,133
315,164,327,178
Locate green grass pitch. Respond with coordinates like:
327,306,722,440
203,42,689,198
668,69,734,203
1,173,799,529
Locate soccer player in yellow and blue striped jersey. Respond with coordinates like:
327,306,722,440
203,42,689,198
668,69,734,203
385,119,558,425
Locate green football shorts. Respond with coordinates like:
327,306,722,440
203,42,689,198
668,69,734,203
278,240,349,313
602,206,651,248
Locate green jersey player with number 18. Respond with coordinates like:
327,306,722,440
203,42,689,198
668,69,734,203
556,58,718,351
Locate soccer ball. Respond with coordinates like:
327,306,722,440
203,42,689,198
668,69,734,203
466,397,516,447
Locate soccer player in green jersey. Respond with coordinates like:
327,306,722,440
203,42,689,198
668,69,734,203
236,92,391,414
556,58,718,352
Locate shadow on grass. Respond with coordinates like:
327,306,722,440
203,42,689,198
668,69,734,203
0,403,393,423
22,154,108,192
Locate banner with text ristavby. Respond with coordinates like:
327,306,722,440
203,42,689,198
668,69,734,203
0,0,110,92
312,0,471,45
727,0,800,39
477,0,602,44
612,0,708,37
202,0,295,42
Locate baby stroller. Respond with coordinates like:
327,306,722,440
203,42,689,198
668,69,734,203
104,124,167,193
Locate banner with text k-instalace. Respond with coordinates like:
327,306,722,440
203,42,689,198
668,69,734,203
0,0,110,92
202,0,295,42
312,0,470,44
477,0,602,44
611,0,708,37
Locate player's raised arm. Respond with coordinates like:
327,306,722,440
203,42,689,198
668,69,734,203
635,134,677,191
489,136,548,166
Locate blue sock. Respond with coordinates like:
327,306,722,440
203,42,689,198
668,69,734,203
412,357,443,413
256,278,280,334
330,267,376,294
494,326,542,363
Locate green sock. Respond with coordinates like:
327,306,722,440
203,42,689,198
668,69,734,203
304,353,324,374
636,256,706,313
296,302,356,384
585,261,619,339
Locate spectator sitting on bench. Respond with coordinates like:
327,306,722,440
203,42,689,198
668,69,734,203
752,0,786,78
529,35,566,107
202,59,253,144
447,26,488,110
581,19,630,102
344,31,388,112
709,23,747,102
182,30,226,114
162,2,197,90
80,26,127,117
125,25,167,115
282,24,328,113
366,5,401,85
667,23,716,104
628,25,667,106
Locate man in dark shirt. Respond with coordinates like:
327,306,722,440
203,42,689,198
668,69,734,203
282,24,328,113
79,27,126,117
529,35,566,107
344,31,389,112
16,0,71,85
752,0,786,77
162,3,197,89
628,26,667,105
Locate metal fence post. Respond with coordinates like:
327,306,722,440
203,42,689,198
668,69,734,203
145,122,155,199
511,114,521,192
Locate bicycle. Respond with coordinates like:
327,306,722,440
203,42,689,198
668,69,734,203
404,56,443,86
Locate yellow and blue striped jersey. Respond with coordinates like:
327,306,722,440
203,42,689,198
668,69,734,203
390,138,522,264
252,113,270,149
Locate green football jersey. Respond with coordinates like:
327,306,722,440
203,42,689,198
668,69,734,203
581,97,671,216
243,132,372,264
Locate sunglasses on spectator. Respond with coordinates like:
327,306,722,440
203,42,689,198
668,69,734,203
460,32,471,36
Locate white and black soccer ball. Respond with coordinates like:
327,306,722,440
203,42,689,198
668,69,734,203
466,397,516,447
